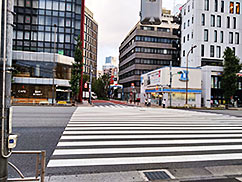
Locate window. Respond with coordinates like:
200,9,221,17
201,45,205,57
187,34,189,41
184,22,186,29
215,0,218,12
192,16,194,24
210,45,214,57
17,31,23,40
183,50,185,57
46,0,52,10
235,33,239,44
214,30,217,42
216,46,221,58
229,32,233,44
217,15,221,27
221,0,224,12
233,17,236,29
236,2,240,14
25,16,31,24
220,31,224,43
227,17,230,28
204,29,208,41
202,14,205,25
26,0,31,7
205,0,209,10
39,0,45,9
188,20,190,27
183,36,185,43
17,15,24,23
211,15,215,27
230,2,234,13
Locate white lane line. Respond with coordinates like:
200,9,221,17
67,123,242,127
57,138,242,147
65,126,242,130
63,130,242,135
68,121,239,124
47,153,242,167
53,145,242,156
60,134,242,140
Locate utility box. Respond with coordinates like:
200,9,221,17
140,0,162,25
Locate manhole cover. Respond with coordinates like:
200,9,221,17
143,170,171,181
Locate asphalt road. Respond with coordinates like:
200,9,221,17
190,109,242,117
8,106,76,178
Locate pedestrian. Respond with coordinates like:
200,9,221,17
148,98,151,107
145,98,148,106
162,99,166,108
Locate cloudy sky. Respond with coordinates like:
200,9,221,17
85,0,187,70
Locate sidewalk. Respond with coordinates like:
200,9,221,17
45,165,242,182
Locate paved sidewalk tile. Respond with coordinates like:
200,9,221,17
206,165,242,176
169,168,212,179
45,171,146,182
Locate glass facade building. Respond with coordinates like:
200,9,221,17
12,0,98,104
13,0,83,57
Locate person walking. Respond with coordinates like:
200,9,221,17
162,99,166,108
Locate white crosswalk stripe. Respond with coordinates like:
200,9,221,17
93,104,137,109
47,106,242,170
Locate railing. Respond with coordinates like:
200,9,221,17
8,151,46,182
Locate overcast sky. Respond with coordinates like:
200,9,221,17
85,0,187,70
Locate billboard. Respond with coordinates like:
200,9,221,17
140,0,162,25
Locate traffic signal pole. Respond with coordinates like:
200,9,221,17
78,0,85,103
0,0,14,181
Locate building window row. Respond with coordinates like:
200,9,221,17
204,0,240,14
201,14,221,27
204,29,239,44
119,69,152,80
201,45,222,58
135,47,177,55
135,35,177,44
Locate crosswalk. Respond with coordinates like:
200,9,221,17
93,104,138,109
47,106,242,173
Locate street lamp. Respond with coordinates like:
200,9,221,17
185,45,197,106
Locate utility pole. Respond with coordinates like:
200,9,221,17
89,65,93,105
169,61,172,107
0,0,14,181
52,24,57,106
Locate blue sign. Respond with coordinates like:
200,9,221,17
179,70,189,81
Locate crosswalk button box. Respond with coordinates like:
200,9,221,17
8,134,18,149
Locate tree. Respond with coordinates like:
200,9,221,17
69,36,83,101
221,47,241,107
92,74,110,99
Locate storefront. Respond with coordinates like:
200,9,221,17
141,67,202,107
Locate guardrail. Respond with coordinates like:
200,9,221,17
8,150,46,182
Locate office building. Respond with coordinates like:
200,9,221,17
181,0,242,67
119,10,181,99
12,0,97,104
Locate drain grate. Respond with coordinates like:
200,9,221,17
144,170,171,181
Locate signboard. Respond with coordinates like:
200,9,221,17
147,70,161,86
179,70,189,82
84,83,88,89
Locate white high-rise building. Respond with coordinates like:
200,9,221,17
181,0,242,67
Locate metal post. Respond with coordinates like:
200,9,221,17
1,0,14,181
169,60,172,107
89,65,93,105
78,0,85,103
185,45,197,106
52,24,57,106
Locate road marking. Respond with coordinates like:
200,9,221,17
60,134,242,140
65,126,242,130
53,145,242,155
63,130,242,135
47,153,242,167
67,123,242,126
57,138,242,147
